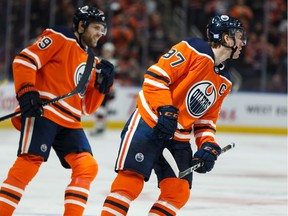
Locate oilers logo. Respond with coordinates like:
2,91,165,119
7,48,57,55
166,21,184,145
74,63,90,97
186,81,216,117
135,153,144,162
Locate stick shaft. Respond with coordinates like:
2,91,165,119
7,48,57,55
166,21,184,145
0,53,94,122
178,143,235,178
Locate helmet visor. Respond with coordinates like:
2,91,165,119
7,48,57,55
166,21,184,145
229,29,247,46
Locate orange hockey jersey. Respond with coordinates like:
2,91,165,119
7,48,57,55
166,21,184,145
137,38,232,148
12,26,105,129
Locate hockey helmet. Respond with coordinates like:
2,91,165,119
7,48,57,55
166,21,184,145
207,15,246,45
73,5,107,35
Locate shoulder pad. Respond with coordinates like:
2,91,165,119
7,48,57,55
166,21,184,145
184,38,214,59
50,26,76,39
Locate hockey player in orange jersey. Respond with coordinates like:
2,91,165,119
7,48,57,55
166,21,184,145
101,15,247,215
0,5,115,216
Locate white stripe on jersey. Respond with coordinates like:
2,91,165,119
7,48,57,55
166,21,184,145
44,106,75,122
13,59,37,70
194,119,216,128
144,78,170,89
139,90,158,122
39,91,82,116
194,131,215,138
148,65,171,83
22,48,42,69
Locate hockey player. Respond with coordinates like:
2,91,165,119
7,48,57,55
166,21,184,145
101,15,246,215
0,5,114,216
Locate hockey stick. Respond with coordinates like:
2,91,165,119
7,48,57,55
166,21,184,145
162,142,235,178
0,53,95,122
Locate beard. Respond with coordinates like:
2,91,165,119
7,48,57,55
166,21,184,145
82,34,98,48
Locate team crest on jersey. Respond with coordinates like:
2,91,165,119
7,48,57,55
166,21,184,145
74,63,90,97
186,81,217,118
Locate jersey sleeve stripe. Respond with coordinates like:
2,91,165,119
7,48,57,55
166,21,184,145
144,78,169,89
39,91,82,116
50,103,81,121
22,48,42,69
13,59,37,70
194,125,216,132
194,131,215,138
44,106,75,122
17,53,36,65
194,119,216,128
145,71,170,84
148,65,171,83
174,132,191,140
139,90,158,121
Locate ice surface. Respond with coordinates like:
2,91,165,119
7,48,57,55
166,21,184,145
0,129,287,216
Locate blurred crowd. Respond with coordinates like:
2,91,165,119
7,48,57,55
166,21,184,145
0,0,287,92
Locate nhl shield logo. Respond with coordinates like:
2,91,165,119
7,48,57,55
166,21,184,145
186,81,216,118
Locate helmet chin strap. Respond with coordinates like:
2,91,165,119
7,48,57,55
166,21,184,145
221,37,237,59
75,21,89,50
76,31,88,51
78,32,84,49
229,46,238,59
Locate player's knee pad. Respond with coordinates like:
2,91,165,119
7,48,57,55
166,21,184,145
111,170,144,201
8,154,43,185
65,152,98,182
159,178,190,209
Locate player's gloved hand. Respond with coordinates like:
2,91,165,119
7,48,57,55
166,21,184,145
94,59,115,94
154,105,178,140
192,142,221,173
16,84,43,118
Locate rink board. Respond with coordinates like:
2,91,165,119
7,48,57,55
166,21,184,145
0,82,287,134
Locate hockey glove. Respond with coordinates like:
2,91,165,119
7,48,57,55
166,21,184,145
153,105,178,140
94,59,115,94
16,84,43,118
192,142,221,173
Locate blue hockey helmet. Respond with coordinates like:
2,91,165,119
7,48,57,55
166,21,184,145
73,5,107,35
207,15,246,45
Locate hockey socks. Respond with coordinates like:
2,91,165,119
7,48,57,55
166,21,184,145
101,192,131,216
148,200,179,216
148,178,190,216
0,154,43,216
64,180,91,216
101,170,144,216
64,152,98,216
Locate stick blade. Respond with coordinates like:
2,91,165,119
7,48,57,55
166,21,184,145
162,148,180,178
221,142,236,154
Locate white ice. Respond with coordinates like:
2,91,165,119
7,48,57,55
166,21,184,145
0,129,287,216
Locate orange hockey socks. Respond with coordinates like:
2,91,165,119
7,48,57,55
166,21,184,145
64,152,98,216
148,178,190,216
101,170,144,216
0,154,43,216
